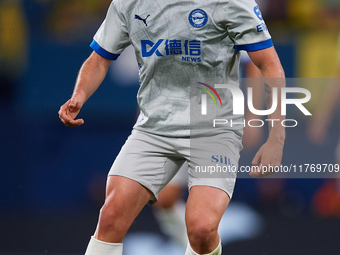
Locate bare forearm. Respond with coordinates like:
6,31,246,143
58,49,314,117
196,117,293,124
248,47,286,143
263,67,285,144
244,61,263,120
72,52,112,104
264,81,285,145
246,47,286,173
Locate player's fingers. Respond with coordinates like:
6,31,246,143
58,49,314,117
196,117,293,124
58,104,69,122
251,150,261,167
68,96,84,111
68,98,78,110
58,104,84,127
68,118,84,127
60,115,84,127
250,150,262,177
59,100,71,115
59,111,84,127
249,167,264,178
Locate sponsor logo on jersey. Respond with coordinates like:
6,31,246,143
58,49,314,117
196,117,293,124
135,14,150,27
141,40,164,57
189,9,208,28
254,5,267,33
256,23,268,32
141,39,202,62
211,155,236,168
254,6,263,21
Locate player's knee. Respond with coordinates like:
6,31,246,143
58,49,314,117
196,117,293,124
187,219,217,246
98,201,126,235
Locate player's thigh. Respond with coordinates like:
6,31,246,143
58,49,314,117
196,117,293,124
105,175,153,210
109,129,185,205
185,186,230,229
102,175,153,224
95,176,153,242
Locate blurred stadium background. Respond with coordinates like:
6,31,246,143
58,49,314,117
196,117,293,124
0,0,340,254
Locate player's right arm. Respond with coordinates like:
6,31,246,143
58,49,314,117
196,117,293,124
58,52,112,127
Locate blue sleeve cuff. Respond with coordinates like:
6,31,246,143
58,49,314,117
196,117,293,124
235,39,273,52
90,40,120,60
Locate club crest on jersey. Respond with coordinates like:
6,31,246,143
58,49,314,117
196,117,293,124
189,9,208,28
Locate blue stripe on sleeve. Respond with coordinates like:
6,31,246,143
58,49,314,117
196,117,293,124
90,40,120,60
235,39,273,52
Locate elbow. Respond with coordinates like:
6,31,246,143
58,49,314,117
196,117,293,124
260,61,285,79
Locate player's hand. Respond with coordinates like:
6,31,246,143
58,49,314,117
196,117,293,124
58,96,85,127
250,139,283,178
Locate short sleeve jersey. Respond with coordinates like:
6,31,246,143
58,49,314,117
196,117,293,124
91,0,273,137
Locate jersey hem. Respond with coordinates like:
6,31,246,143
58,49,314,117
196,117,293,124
234,39,273,52
90,40,120,60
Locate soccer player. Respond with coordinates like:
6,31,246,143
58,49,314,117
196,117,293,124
58,0,285,254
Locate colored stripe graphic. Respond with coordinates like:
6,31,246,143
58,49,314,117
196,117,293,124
197,88,216,105
197,82,223,106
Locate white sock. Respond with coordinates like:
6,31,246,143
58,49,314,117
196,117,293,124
85,236,123,255
154,201,188,248
185,240,222,255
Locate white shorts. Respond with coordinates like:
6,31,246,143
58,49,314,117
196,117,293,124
109,129,242,205
169,161,189,187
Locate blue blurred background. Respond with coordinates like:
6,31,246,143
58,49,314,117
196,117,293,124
0,0,340,254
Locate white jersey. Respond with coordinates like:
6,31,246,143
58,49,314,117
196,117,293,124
91,0,272,137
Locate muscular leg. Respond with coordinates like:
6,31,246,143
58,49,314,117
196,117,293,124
185,186,230,254
94,175,153,242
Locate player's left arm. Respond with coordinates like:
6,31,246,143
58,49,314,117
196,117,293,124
247,46,286,177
